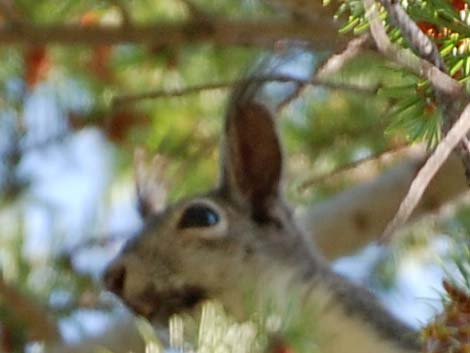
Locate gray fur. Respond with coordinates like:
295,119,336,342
104,78,420,353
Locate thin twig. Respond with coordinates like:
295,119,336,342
113,74,378,106
381,103,470,243
297,143,411,192
316,33,372,79
277,34,372,112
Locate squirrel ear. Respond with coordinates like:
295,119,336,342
220,100,283,223
133,147,168,219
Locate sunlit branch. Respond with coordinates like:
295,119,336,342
375,0,470,180
316,33,371,78
381,103,470,242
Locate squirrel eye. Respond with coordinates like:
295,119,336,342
178,204,220,229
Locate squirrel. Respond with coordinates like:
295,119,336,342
104,76,420,353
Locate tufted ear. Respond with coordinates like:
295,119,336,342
220,98,283,223
133,147,168,219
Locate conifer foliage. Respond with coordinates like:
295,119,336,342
336,0,470,145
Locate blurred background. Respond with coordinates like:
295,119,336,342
1,0,470,352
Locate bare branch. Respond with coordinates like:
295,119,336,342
113,74,377,106
0,18,343,49
381,103,470,242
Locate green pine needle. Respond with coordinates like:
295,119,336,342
328,0,470,147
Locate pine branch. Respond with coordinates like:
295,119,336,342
362,0,470,243
378,0,445,71
363,0,462,97
365,0,470,183
376,0,470,181
381,102,470,242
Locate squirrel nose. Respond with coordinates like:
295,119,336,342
104,263,127,296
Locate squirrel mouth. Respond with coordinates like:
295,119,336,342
126,285,207,320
